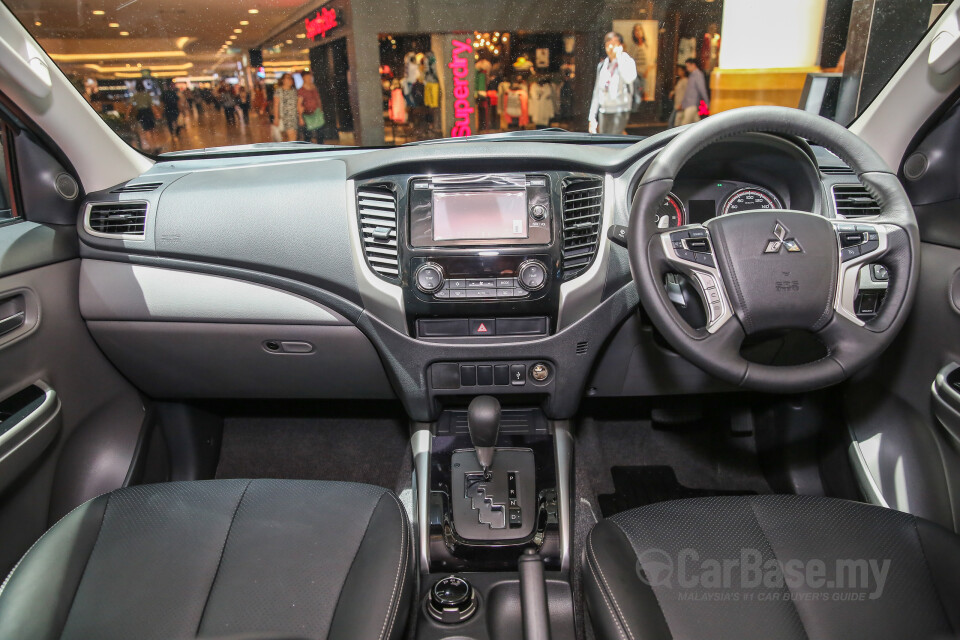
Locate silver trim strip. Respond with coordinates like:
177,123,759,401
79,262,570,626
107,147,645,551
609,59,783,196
410,428,432,573
832,222,892,326
847,422,891,508
557,173,615,330
552,421,574,573
659,227,734,333
82,200,149,241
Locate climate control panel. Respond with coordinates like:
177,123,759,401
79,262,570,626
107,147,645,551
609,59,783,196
414,260,548,301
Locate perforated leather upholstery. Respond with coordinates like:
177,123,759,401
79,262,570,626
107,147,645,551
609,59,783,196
584,495,960,640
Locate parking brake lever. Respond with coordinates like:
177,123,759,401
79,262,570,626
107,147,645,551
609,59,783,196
518,548,552,640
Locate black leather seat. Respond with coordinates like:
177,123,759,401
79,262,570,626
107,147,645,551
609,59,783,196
0,479,413,640
584,495,960,640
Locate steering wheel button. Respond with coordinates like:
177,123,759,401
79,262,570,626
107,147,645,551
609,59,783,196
709,301,723,321
672,240,684,249
688,228,708,238
675,248,695,262
836,223,857,232
694,252,715,267
670,230,690,241
684,237,711,252
705,289,722,304
840,245,861,262
861,240,880,254
694,272,716,290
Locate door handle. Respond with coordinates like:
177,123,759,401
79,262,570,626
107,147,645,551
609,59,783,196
0,311,24,337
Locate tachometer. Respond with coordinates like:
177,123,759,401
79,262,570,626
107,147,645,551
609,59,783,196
655,193,686,228
721,188,782,215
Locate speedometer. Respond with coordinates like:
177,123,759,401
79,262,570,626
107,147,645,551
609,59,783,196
655,193,685,228
721,188,782,215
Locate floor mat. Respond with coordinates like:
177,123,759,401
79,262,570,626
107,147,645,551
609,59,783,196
598,465,757,517
215,415,409,490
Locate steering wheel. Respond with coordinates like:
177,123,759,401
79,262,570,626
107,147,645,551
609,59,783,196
629,106,920,393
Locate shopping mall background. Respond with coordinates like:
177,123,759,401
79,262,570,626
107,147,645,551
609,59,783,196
13,0,946,153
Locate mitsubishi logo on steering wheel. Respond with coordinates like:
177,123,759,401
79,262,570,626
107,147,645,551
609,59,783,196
763,221,803,254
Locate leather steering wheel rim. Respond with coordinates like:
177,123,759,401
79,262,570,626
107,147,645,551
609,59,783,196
629,106,920,393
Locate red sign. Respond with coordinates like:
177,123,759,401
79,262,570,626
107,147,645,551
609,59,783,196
448,38,474,137
305,7,338,40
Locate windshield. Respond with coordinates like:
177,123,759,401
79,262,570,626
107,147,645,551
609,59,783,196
6,0,945,154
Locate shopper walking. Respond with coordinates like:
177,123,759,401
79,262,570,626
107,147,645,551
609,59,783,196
297,71,325,143
131,80,158,150
238,86,251,124
221,86,238,126
668,65,687,128
273,73,299,141
676,58,709,126
160,81,182,137
588,32,637,135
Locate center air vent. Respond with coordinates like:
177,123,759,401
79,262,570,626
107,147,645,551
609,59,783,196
111,181,162,193
560,176,604,280
819,166,855,176
833,184,880,218
357,185,400,280
85,202,148,238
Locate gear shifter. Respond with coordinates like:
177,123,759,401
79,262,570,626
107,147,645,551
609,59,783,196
467,395,500,478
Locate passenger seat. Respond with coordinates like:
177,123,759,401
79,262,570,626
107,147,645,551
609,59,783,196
0,479,413,640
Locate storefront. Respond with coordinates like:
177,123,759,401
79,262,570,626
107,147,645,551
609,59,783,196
258,0,616,145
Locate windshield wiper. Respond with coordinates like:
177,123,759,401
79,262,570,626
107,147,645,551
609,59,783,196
403,128,645,146
158,141,357,158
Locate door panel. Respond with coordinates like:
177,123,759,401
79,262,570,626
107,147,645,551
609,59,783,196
844,102,960,532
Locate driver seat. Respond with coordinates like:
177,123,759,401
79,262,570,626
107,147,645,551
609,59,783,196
584,495,960,640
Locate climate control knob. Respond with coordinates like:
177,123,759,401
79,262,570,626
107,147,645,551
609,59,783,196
415,262,444,293
517,260,547,292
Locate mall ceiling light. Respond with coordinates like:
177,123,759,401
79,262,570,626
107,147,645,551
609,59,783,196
50,50,187,61
120,31,129,36
240,20,249,25
108,22,119,28
92,9,105,15
286,39,292,44
233,28,242,33
296,33,306,38
248,8,259,14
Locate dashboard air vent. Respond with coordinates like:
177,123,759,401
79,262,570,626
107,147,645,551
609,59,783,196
111,181,162,193
561,176,604,279
819,166,854,176
357,184,400,280
85,202,148,238
833,184,880,218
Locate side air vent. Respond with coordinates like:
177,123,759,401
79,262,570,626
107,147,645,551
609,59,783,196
357,184,400,280
819,166,855,176
833,184,880,218
561,176,604,279
85,201,148,238
576,341,589,355
111,181,162,193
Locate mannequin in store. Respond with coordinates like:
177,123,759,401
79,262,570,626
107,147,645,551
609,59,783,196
402,52,421,107
628,23,654,105
529,76,555,128
423,52,440,109
700,24,721,78
501,75,529,128
389,78,407,123
677,36,697,66
588,32,637,135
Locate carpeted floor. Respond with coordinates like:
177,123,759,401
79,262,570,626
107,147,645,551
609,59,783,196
571,399,774,640
215,413,411,492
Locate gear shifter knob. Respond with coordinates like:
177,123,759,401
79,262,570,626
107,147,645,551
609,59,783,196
467,395,501,474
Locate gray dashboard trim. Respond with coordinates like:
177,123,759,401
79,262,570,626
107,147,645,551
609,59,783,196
79,260,347,324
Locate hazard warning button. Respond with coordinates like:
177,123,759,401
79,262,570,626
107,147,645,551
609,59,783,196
469,319,496,336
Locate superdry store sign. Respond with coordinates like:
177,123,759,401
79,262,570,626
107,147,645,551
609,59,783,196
305,7,339,40
448,38,474,137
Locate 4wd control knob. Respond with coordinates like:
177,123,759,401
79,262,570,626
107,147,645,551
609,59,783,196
426,575,477,624
415,262,444,293
517,260,547,291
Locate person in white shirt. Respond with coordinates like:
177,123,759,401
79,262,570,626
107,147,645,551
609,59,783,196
588,32,638,135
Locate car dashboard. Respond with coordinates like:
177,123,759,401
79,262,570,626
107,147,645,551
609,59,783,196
75,130,871,422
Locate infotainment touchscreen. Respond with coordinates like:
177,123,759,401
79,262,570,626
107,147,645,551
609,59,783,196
432,190,528,241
